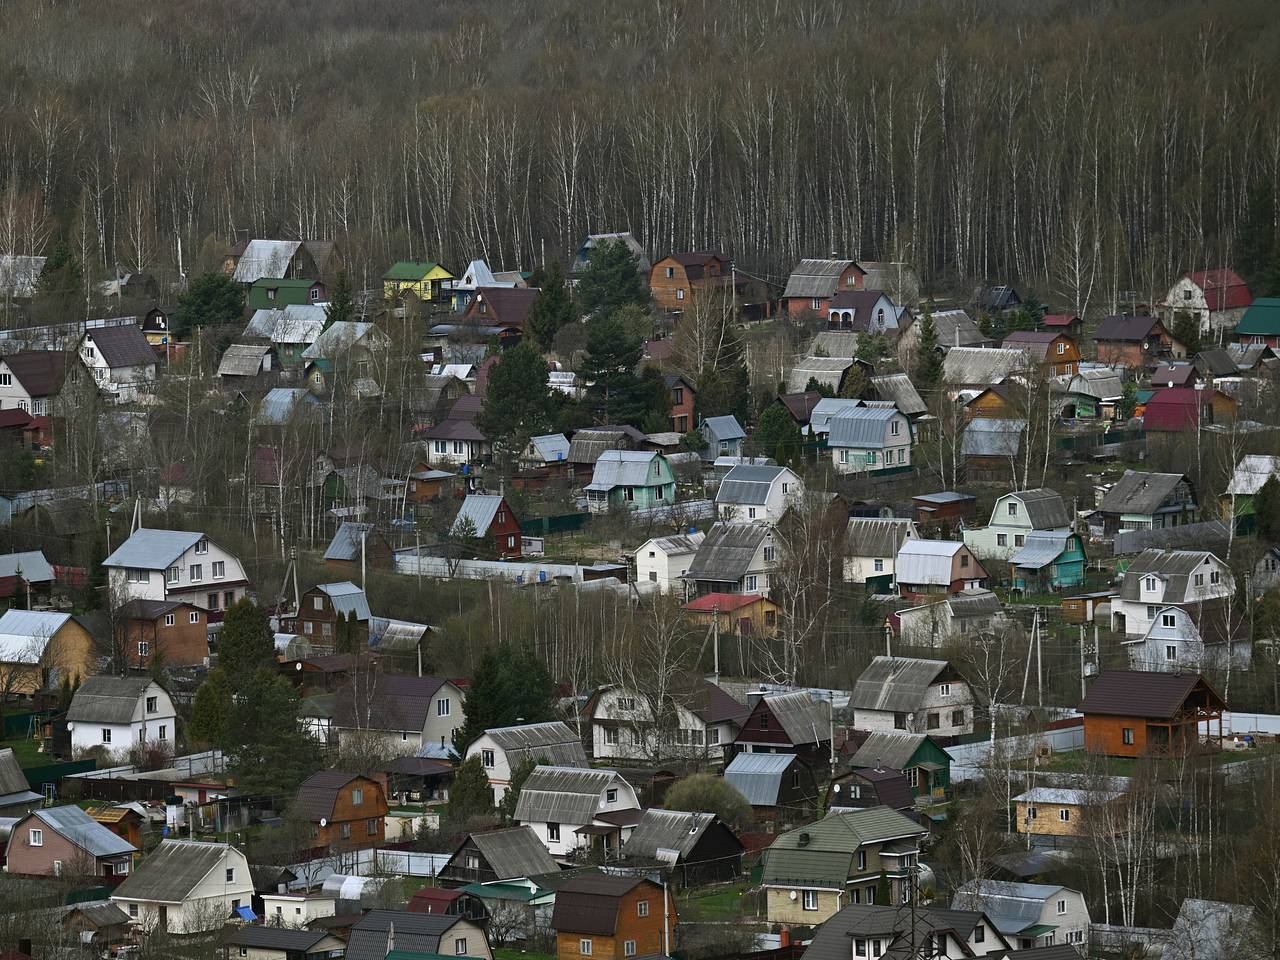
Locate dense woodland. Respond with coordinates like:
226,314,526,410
2,0,1280,307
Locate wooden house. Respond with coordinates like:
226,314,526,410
293,771,388,852
552,875,677,960
1013,787,1121,839
1008,531,1087,592
621,809,745,885
438,826,559,886
1080,669,1225,758
895,539,986,600
1142,387,1237,432
583,451,676,512
682,592,779,638
462,286,539,336
723,752,819,828
382,261,454,302
1041,313,1084,337
225,238,336,285
843,731,952,797
322,521,394,571
451,494,522,559
281,582,370,647
0,610,97,697
663,374,696,433
912,491,978,527
246,277,326,312
1096,470,1198,536
781,259,866,318
851,656,975,741
1095,315,1186,368
726,690,831,769
1001,330,1080,377
650,252,733,313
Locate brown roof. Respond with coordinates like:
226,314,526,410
466,287,539,329
551,875,655,936
661,251,728,282
777,391,822,424
293,771,379,822
334,674,451,732
117,598,198,621
2,351,68,398
85,324,157,368
1079,670,1225,719
1002,330,1070,362
1096,315,1164,342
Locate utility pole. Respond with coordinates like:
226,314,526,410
360,527,367,590
1079,625,1087,700
415,531,422,588
1036,611,1043,707
711,603,720,681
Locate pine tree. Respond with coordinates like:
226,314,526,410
477,342,555,460
1171,309,1202,356
1118,379,1138,420
447,756,496,825
752,403,803,464
189,667,234,748
216,599,276,690
914,308,944,392
527,261,577,347
498,756,541,822
575,239,648,320
1256,475,1280,541
32,240,84,324
453,644,556,751
580,314,656,423
324,270,357,326
173,272,245,338
225,668,324,796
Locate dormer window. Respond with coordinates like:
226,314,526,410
1143,577,1157,592
1008,502,1018,516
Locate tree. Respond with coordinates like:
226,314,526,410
913,308,944,391
575,239,648,320
174,272,245,338
217,599,276,690
324,270,357,326
579,315,665,426
453,643,556,750
805,376,835,398
527,260,577,348
447,755,495,824
752,403,803,464
1118,379,1139,421
335,610,361,656
188,666,233,748
477,342,555,461
32,240,83,323
663,773,753,831
498,755,540,823
1238,179,1277,292
696,364,751,422
1257,475,1280,542
225,668,324,796
1172,308,1202,356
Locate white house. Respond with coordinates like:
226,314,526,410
634,531,704,594
111,840,253,934
850,656,975,737
77,325,158,402
806,397,863,437
828,405,912,474
102,528,251,613
512,765,640,856
0,351,70,415
962,488,1072,563
1158,270,1252,336
952,880,1091,951
584,680,747,762
1121,604,1250,674
715,464,804,525
843,517,918,586
1111,549,1235,637
333,674,466,755
465,721,589,805
67,676,177,759
897,590,1007,648
685,523,777,595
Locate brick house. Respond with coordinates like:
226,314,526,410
649,252,733,313
282,582,370,648
5,805,136,881
293,771,388,852
663,374,696,434
552,875,677,960
116,599,208,669
1094,315,1186,368
781,259,866,318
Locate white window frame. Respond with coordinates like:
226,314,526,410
28,828,42,847
580,940,593,957
802,890,818,911
437,698,451,717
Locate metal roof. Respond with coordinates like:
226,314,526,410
346,911,465,960
723,752,796,806
111,840,239,902
685,524,770,583
451,495,506,537
1225,454,1280,496
944,346,1030,385
782,259,857,299
316,581,371,620
484,721,588,769
1013,787,1121,805
334,674,450,734
851,656,952,713
1009,531,1075,570
1096,314,1163,341
513,766,626,825
828,407,902,449
294,770,374,822
845,518,916,559
804,904,996,960
702,415,745,441
848,732,928,770
786,356,854,394
34,805,136,859
243,304,327,343
716,465,791,506
952,880,1064,934
1005,488,1071,529
870,374,927,416
1117,549,1226,603
223,927,332,951
0,551,54,584
323,521,374,562
807,397,864,434
0,610,74,663
895,539,964,586
927,309,985,349
962,418,1026,457
466,826,560,879
302,321,384,360
762,808,926,889
528,433,570,464
1098,470,1190,516
255,387,320,426
67,676,159,724
232,239,302,283
103,528,203,570
1078,669,1224,720
944,589,1003,618
216,342,271,377
84,325,157,369
585,450,667,492
622,809,730,861
0,749,31,798
764,691,832,745
637,532,704,558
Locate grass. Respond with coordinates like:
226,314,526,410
681,883,749,921
1022,741,1278,778
1,737,55,768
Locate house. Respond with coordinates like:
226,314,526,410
254,387,321,429
1080,669,1225,757
452,494,523,559
827,290,904,332
0,748,41,817
869,374,928,420
843,518,918,591
58,900,133,952
110,839,252,934
803,903,1015,960
345,910,492,960
828,765,915,813
1095,315,1185,367
860,261,921,304
551,875,676,960
716,464,803,524
978,284,1022,314
896,590,1007,649
808,396,866,436
103,529,249,616
584,450,675,513
0,609,97,695
1096,470,1198,536
1041,313,1084,337
1002,331,1080,377
571,232,650,277
761,807,929,923
829,406,912,474
851,656,975,740
620,809,744,884
943,347,1030,392
438,826,560,886
1160,269,1253,336
698,415,746,460
512,765,640,857
382,261,455,302
293,771,388,851
0,351,69,415
283,581,371,647
650,252,732,312
67,676,176,758
963,489,1073,563
5,805,136,880
78,325,157,400
0,550,54,605
323,521,393,570
964,383,1021,421
961,417,1027,482
685,523,776,596
220,927,347,960
443,258,522,311
1161,899,1257,960
683,592,779,638
843,730,951,798
634,531,704,594
242,304,328,368
216,342,274,381
912,491,979,527
301,321,390,398
898,308,985,363
1142,387,1236,432
567,425,645,473
462,287,540,336
728,690,832,768
1150,361,1200,388
1110,549,1234,637
895,539,986,600
583,679,746,762
781,259,866,318
1050,368,1126,420
1012,787,1121,838
246,277,326,311
333,674,466,754
658,375,697,434
1122,604,1250,674
0,254,46,301
786,355,858,394
225,239,335,284
952,881,1090,951
424,417,489,467
86,806,143,849
1008,531,1087,592
724,751,820,826
465,721,589,804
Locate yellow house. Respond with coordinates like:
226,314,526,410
0,610,98,694
382,261,454,302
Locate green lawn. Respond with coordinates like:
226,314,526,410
1,737,55,768
682,884,748,920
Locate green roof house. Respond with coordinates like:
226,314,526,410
246,277,327,312
383,261,454,302
1235,297,1280,347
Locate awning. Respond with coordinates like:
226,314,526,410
915,761,945,771
234,906,257,921
1018,924,1059,938
574,824,618,836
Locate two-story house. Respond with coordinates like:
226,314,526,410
246,277,327,311
851,656,975,740
1002,331,1081,377
512,766,640,857
727,690,832,770
699,415,746,461
1159,269,1253,336
451,494,523,559
634,531,704,594
715,464,803,524
1094,315,1185,368
293,771,388,852
1096,470,1198,536
650,251,732,313
78,325,157,402
0,350,70,416
116,599,209,669
382,260,454,302
662,374,696,433
1111,549,1234,637
552,875,677,960
584,680,747,762
346,910,491,960
952,882,1090,951
803,903,1014,960
111,840,253,934
465,721,589,804
0,609,97,696
462,287,539,336
621,810,745,885
102,528,250,615
843,518,919,591
438,826,559,886
67,676,177,758
685,524,777,596
1008,531,1088,592
5,805,136,881
829,406,912,475
842,731,952,799
895,539,986,601
962,488,1073,563
896,590,1007,650
282,582,370,647
827,290,905,332
333,673,466,754
301,321,390,398
781,259,867,318
584,451,676,513
762,807,929,923
724,752,822,827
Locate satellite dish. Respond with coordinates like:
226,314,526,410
319,818,328,827
295,662,303,671
789,890,798,901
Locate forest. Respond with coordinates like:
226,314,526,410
2,0,1279,310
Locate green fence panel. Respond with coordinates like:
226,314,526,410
23,758,95,788
1,711,37,739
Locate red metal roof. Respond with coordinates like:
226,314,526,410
0,409,33,429
1041,314,1079,327
683,592,765,613
407,887,464,913
1187,269,1252,311
1142,388,1203,432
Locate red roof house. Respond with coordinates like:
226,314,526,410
1142,387,1237,432
1187,269,1252,311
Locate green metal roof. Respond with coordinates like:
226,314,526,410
761,806,926,888
384,260,441,281
1018,924,1059,938
1236,298,1280,335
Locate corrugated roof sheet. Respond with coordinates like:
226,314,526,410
67,676,157,724
334,674,448,732
723,751,796,806
895,539,963,586
786,356,855,393
224,927,331,951
702,415,746,441
316,581,371,620
765,691,831,745
1162,899,1256,960
852,656,951,713
302,321,383,360
1009,531,1075,570
622,809,729,861
828,407,902,449
0,609,73,662
216,343,271,377
0,255,46,299
0,748,31,797
255,387,320,426
845,518,916,559
716,464,790,506
294,770,371,822
324,521,374,562
111,840,237,902
808,397,864,433
944,347,1030,385
762,808,926,888
528,433,570,464
1225,454,1280,496
35,805,136,858
232,240,302,283
962,418,1026,457
1117,548,1225,603
513,765,624,825
85,325,157,369
585,450,667,491
870,374,927,416
685,524,770,583
243,304,327,344
1098,470,1189,516
848,732,928,770
485,721,588,769
1013,787,1121,805
451,495,505,537
0,551,54,584
782,259,856,300
468,826,560,879
103,528,202,570
346,911,463,960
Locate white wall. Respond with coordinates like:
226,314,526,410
855,682,974,737
635,543,697,595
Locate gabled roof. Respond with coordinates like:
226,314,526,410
103,528,203,570
1161,898,1255,960
1118,549,1228,603
384,260,445,281
67,676,159,724
84,325,156,369
1009,531,1077,570
346,911,465,960
658,251,728,282
255,387,320,426
852,656,955,713
895,539,965,586
943,588,1004,619
323,521,375,562
943,347,1030,385
724,751,799,806
0,747,36,805
334,674,451,732
1151,362,1198,387
0,351,68,398
701,415,745,441
301,321,384,360
513,766,626,825
757,691,831,746
585,450,667,492
552,874,654,936
1002,330,1072,362
848,732,932,771
0,610,75,663
0,551,54,584
451,495,510,537
962,418,1026,457
527,433,570,464
32,805,136,858
314,581,371,620
243,304,327,344
804,903,1000,960
828,406,902,449
294,770,378,822
782,259,859,300
1041,313,1080,328
763,808,926,889
622,809,738,862
685,523,770,583
1096,314,1164,341
1079,669,1225,719
1185,269,1252,311
637,531,704,559
1225,454,1280,496
232,239,302,283
1004,488,1071,529
786,356,854,393
924,309,984,349
223,927,334,952
1195,348,1239,378
870,374,927,416
111,839,236,902
463,826,559,879
683,592,766,613
1098,470,1190,515
978,284,1021,311
216,342,271,377
484,721,588,769
808,397,864,434
828,290,896,330
952,880,1068,935
468,287,538,328
717,464,791,506
845,518,916,559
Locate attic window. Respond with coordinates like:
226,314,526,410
666,266,674,279
759,715,769,730
1162,613,1176,627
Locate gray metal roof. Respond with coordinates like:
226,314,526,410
944,346,1030,385
323,521,373,562
469,826,560,879
1007,488,1071,529
1009,531,1075,570
945,589,1003,619
811,331,862,358
0,551,54,584
451,495,506,537
111,840,235,902
528,433,571,464
638,532,704,558
724,752,796,806
1098,470,1189,516
808,397,864,433
962,418,1026,457
243,304,327,344
786,356,854,393
223,926,331,951
716,465,790,506
216,342,271,377
849,732,928,770
67,676,159,724
103,528,203,570
828,407,902,449
783,259,856,300
927,309,985,349
232,239,302,283
301,321,383,360
685,524,770,583
622,809,722,860
317,581,371,620
870,374,927,416
702,415,745,441
513,765,625,825
0,748,31,797
895,539,963,586
34,805,136,858
1225,455,1280,496
346,910,464,960
765,691,832,745
585,450,667,492
255,387,320,426
1118,549,1225,603
852,656,952,713
485,721,588,769
845,518,916,559
0,610,74,663
1162,899,1256,960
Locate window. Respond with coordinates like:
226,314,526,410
225,868,235,883
1008,502,1019,516
997,533,1007,546
890,420,901,436
434,440,446,454
745,575,758,591
812,298,822,310
367,818,378,836
166,566,180,584
926,713,939,730
126,568,148,583
759,714,769,730
212,561,225,579
939,683,951,696
1210,570,1221,585
208,593,219,610
28,828,42,847
138,641,150,658
1057,899,1067,915
352,788,364,805
1162,613,1176,627
606,788,618,804
1147,605,1157,620
164,613,174,627
313,596,324,611
507,535,516,548
267,288,277,301
605,728,619,745
145,696,158,713
481,749,495,768
618,697,636,711
1165,644,1178,661
1027,806,1038,819
1143,576,1157,591
960,553,969,568
465,852,481,870
873,558,884,572
194,539,208,555
710,727,720,745
676,288,685,300
894,712,908,730
189,612,199,625
1014,535,1024,547
637,900,650,917
763,545,774,562
437,698,451,717
1194,573,1204,587
547,822,560,842
906,767,919,788
1122,727,1135,745
225,591,234,608
856,940,868,957
952,709,965,726
115,861,129,875
310,287,320,301
340,823,351,839
631,728,642,746
456,943,469,960
802,890,818,911
856,850,867,871
189,564,202,582
666,266,675,278
748,507,758,520
102,728,112,744
1057,341,1066,355
1059,808,1071,822
0,373,8,386
974,926,985,944
580,940,593,956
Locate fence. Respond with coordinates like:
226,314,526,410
520,512,591,536
1090,924,1168,958
394,552,625,584
947,723,1084,782
23,759,94,791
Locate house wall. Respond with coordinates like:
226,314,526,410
111,538,249,611
120,609,207,669
427,438,486,467
591,687,708,762
114,851,253,935
855,682,974,738
287,588,369,646
965,391,1016,420
1,619,99,695
521,778,640,856
651,261,695,312
832,420,912,475
843,554,895,585
70,684,176,757
1085,714,1163,758
0,361,40,412
765,887,842,925
1036,891,1091,949
313,776,388,850
668,380,696,433
635,544,696,594
1014,800,1090,837
6,816,94,877
718,473,802,525
467,734,523,804
557,886,675,960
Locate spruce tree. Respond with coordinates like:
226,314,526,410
324,270,357,326
575,239,648,320
527,261,577,347
914,308,944,392
477,342,555,459
216,599,276,690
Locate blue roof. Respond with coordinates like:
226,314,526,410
256,387,320,426
103,529,203,570
324,522,373,562
317,582,371,620
827,407,902,449
36,805,136,858
702,415,746,441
